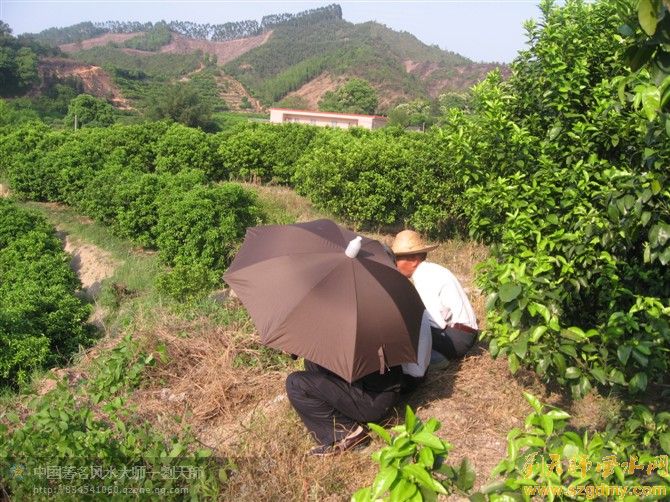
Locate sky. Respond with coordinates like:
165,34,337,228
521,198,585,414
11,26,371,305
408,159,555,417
1,0,544,63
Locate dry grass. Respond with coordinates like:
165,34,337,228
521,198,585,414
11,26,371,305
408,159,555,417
121,309,380,500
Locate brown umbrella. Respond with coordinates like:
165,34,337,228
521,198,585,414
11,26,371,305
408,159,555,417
223,219,425,383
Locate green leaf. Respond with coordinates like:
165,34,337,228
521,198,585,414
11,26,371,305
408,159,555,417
511,334,528,359
168,442,184,458
507,434,519,462
418,446,435,469
559,344,578,358
660,432,670,454
563,443,580,459
456,458,476,492
402,464,447,494
650,222,670,246
529,326,547,343
617,345,632,365
639,0,659,36
523,393,543,414
372,466,399,499
412,431,446,451
629,372,648,392
561,327,586,341
530,303,550,323
565,367,581,379
515,436,546,448
546,409,571,421
405,406,417,434
508,353,520,374
368,422,392,444
609,369,626,385
423,418,440,433
541,415,554,436
352,487,372,502
590,367,607,385
499,283,522,303
553,353,567,377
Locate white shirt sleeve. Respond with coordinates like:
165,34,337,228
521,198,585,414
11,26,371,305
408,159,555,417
401,311,432,378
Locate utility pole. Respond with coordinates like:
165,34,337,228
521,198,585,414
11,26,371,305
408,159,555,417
74,114,78,131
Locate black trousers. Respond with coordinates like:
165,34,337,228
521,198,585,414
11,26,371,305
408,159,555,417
285,360,401,446
430,326,477,359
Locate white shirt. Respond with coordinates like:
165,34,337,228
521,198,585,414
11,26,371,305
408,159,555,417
401,311,432,378
411,261,478,331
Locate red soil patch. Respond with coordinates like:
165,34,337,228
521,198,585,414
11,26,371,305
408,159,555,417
38,57,132,109
159,31,272,65
60,30,272,66
285,72,346,110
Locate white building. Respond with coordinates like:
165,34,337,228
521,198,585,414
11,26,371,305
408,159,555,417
269,108,388,130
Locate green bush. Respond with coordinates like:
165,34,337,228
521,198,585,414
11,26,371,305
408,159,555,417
156,183,262,274
483,393,670,500
352,406,476,501
0,200,92,387
1,124,67,201
293,127,467,235
459,0,670,398
64,94,115,128
155,123,220,176
215,122,319,183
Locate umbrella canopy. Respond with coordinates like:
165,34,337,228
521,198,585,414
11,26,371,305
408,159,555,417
223,219,425,383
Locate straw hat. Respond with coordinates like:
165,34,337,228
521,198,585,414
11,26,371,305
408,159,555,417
391,230,439,256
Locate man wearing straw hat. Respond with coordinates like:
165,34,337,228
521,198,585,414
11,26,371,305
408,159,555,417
392,230,479,363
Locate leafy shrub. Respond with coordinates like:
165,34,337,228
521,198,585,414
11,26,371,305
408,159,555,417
155,183,263,298
146,81,214,129
294,127,467,235
352,406,476,501
0,200,92,387
215,122,319,183
482,393,670,500
318,78,379,114
461,0,670,398
64,94,115,128
154,123,220,176
0,124,67,201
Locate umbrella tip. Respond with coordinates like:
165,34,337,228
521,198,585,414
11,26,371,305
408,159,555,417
345,236,363,258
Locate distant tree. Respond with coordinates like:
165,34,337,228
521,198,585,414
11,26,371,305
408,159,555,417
0,21,11,39
438,91,470,113
65,94,114,128
318,78,378,115
0,99,41,126
0,23,40,96
387,99,429,127
147,82,213,129
276,95,309,110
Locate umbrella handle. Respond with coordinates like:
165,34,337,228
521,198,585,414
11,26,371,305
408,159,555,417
377,346,386,375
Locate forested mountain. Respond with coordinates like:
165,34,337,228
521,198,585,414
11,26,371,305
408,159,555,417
12,4,505,113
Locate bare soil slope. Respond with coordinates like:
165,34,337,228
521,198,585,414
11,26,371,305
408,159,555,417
38,57,132,109
284,72,347,110
59,31,273,66
160,32,272,65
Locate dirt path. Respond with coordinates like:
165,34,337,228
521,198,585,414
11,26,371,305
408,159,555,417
60,233,118,297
